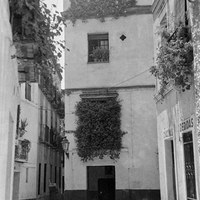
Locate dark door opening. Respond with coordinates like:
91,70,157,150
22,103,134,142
165,139,176,200
87,166,115,200
98,178,115,200
183,131,197,200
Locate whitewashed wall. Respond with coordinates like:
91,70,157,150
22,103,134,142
0,0,20,200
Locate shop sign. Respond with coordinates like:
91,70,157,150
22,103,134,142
180,115,194,133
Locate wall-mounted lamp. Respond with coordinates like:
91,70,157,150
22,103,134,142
61,137,70,158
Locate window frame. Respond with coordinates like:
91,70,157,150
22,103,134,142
88,33,109,63
25,82,31,101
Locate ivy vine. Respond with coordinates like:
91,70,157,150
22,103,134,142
75,97,126,162
62,0,136,24
10,0,65,73
150,24,194,97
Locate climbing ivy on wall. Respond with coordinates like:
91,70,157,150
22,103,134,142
62,0,137,24
75,97,126,162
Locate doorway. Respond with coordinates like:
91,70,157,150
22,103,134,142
87,166,115,200
183,131,197,200
98,178,115,200
12,171,20,200
165,140,176,200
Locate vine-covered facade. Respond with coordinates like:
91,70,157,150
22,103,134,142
64,0,159,200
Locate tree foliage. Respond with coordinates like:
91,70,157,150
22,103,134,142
75,98,126,162
62,0,137,24
10,0,65,73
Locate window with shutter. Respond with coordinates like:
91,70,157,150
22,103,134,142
18,60,38,83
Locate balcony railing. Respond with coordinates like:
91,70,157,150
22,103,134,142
15,139,30,162
39,75,63,113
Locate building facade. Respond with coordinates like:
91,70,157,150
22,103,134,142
64,1,160,200
9,1,65,199
152,0,200,199
0,1,20,200
13,74,64,200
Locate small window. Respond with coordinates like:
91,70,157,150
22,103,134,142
38,163,41,195
55,166,57,183
50,164,53,182
88,33,109,63
59,167,61,188
25,82,31,101
26,168,29,183
44,164,47,193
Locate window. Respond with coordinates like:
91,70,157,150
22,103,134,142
88,33,109,63
44,164,47,193
16,105,20,137
50,165,53,182
59,167,61,188
55,166,57,184
62,176,64,193
25,82,31,101
38,163,41,195
45,109,48,125
40,106,43,139
45,125,49,142
26,168,29,183
183,131,197,199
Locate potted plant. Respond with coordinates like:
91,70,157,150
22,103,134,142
92,47,109,62
18,119,28,138
21,139,31,153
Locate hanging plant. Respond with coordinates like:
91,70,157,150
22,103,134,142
150,24,194,97
18,118,28,137
75,97,126,162
21,139,31,153
62,0,137,24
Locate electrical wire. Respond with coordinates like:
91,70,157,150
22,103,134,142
109,68,151,89
64,67,153,115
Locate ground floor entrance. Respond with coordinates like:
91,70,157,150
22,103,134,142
165,139,176,200
87,166,115,200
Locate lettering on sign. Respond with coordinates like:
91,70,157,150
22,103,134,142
180,116,194,133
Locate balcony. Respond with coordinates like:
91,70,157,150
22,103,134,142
15,139,31,162
15,42,39,83
39,75,63,114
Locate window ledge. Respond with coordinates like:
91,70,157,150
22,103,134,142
87,61,109,64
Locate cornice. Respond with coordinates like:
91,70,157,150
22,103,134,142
65,85,155,95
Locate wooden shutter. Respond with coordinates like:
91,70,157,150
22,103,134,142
18,59,38,82
88,33,108,40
